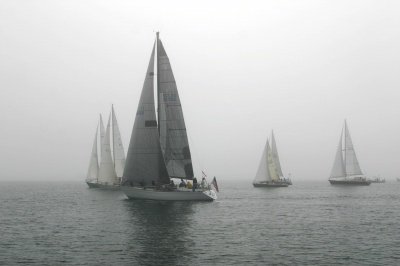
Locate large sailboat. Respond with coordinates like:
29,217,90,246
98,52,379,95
328,121,371,185
121,33,217,201
253,131,289,187
86,107,126,189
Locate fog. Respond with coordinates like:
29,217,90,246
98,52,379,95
1,0,399,182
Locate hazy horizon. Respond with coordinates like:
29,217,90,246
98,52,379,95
1,0,399,183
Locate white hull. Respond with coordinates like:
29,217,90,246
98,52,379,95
86,181,120,190
121,186,217,201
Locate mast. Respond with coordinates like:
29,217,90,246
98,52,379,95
156,32,160,134
343,120,347,177
112,104,115,170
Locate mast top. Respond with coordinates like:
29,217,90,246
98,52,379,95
156,31,159,40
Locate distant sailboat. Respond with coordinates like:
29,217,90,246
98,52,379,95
253,131,289,187
121,33,217,201
328,121,371,185
86,108,126,189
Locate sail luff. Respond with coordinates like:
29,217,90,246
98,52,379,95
157,34,194,179
111,105,126,178
98,114,118,184
122,43,170,186
86,124,99,181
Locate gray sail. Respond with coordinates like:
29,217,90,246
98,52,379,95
330,131,346,178
157,34,194,179
122,44,169,186
99,114,106,158
254,140,271,183
344,121,363,176
270,130,284,177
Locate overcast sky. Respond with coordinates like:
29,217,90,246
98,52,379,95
1,0,399,182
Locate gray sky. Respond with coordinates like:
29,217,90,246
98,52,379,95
1,0,399,182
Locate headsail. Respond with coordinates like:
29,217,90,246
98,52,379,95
123,44,169,186
98,114,118,184
99,114,106,157
344,121,363,176
254,140,271,183
330,131,345,178
267,141,280,181
157,34,194,179
86,124,99,181
270,131,284,177
111,105,126,178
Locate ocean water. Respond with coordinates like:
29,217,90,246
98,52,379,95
1,180,399,265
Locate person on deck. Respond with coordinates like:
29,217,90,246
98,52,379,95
186,181,192,189
179,179,186,188
200,177,208,190
192,177,198,192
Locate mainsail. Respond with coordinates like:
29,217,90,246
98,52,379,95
254,140,271,183
267,141,280,181
98,115,118,184
123,44,169,186
270,131,284,177
343,121,363,176
111,105,126,177
86,124,99,181
330,132,346,178
157,34,194,179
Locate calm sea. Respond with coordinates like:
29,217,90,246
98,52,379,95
1,180,399,265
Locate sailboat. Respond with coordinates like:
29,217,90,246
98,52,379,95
253,131,289,187
121,33,217,201
86,107,126,189
328,121,371,185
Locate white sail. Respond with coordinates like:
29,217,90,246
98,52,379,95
99,114,106,158
122,43,170,186
254,140,271,183
330,131,345,178
86,125,99,181
111,105,126,178
157,36,194,179
98,114,118,185
270,130,284,177
344,121,363,176
267,141,280,181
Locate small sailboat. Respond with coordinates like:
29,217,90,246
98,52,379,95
253,131,289,187
121,33,217,201
86,108,126,189
329,120,371,185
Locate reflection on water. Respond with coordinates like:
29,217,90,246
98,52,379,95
123,200,196,265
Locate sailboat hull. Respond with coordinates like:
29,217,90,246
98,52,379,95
121,186,217,201
253,182,288,187
86,181,120,190
328,179,371,185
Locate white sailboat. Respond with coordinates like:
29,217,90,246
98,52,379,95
328,120,370,185
253,131,289,187
121,33,217,201
86,110,126,189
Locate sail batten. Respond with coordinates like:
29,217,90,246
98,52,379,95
157,36,194,179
